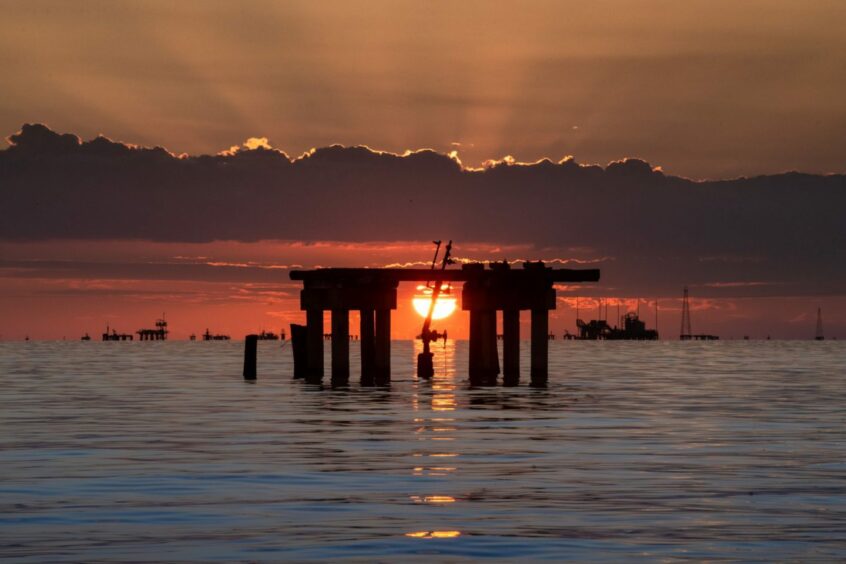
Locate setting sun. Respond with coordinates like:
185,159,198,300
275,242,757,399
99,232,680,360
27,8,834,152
412,284,457,320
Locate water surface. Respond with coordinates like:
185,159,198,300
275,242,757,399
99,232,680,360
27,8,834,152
1,340,844,561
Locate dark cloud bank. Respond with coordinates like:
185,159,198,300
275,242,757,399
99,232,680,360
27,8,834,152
2,124,844,297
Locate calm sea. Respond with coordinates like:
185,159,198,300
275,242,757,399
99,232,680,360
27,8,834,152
1,340,844,561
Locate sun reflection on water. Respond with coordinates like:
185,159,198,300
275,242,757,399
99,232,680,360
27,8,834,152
408,338,461,537
404,531,462,539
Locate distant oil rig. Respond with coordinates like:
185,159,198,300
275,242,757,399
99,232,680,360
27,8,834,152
136,316,169,341
679,286,719,340
576,311,659,340
571,296,659,340
102,324,133,341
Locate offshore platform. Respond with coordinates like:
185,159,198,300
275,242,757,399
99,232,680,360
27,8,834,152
679,286,718,340
137,317,168,341
577,311,659,340
286,241,600,387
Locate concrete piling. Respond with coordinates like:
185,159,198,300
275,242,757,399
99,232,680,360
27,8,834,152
375,308,391,385
502,309,520,386
290,324,307,379
530,309,549,387
243,334,258,380
331,309,350,385
359,309,376,385
306,309,324,384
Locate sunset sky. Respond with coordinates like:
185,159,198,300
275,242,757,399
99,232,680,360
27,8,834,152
1,1,844,340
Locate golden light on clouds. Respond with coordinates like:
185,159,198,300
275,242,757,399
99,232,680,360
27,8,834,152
2,1,845,178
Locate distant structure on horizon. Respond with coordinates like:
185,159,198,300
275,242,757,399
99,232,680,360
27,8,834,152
571,297,659,340
256,330,281,340
815,307,825,340
137,316,168,341
102,324,133,341
202,329,230,341
680,286,719,340
576,306,659,340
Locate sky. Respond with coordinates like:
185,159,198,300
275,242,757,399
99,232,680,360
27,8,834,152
1,1,844,340
3,0,846,178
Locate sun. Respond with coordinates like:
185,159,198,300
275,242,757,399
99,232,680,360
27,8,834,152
412,285,457,320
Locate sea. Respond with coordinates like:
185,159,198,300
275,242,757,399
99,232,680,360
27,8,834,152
1,340,844,561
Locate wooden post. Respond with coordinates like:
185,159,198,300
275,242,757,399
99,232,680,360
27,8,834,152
306,308,324,384
503,309,520,386
243,334,258,380
360,309,376,386
331,309,350,385
375,308,391,385
530,309,548,387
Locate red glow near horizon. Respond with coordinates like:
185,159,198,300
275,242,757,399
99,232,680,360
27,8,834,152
0,239,842,341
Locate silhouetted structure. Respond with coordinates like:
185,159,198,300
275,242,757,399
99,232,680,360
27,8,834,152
577,312,658,340
417,240,453,380
256,330,279,340
102,325,133,341
815,307,824,340
680,286,692,338
137,317,168,341
243,334,257,380
203,329,230,340
80,333,91,341
289,261,599,387
290,324,308,379
679,287,719,340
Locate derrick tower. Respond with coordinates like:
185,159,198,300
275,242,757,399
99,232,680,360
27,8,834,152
680,286,692,340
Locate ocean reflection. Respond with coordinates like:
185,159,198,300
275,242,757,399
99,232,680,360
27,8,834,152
1,340,845,561
404,531,462,538
408,339,461,535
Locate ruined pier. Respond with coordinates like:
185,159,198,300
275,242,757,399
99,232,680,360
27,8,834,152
289,262,599,387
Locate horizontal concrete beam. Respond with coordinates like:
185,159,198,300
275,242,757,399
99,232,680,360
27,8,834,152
291,267,600,285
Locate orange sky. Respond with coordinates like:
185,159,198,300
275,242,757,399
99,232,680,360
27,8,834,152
2,1,846,179
2,2,845,340
1,239,840,341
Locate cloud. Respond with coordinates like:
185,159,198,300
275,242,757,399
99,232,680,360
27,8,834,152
6,123,80,155
2,124,846,299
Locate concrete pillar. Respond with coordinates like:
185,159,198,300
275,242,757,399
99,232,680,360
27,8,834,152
469,309,482,384
243,334,258,380
503,309,520,386
306,308,324,384
359,309,376,386
375,308,391,385
290,323,307,379
480,309,499,385
331,309,350,385
470,309,498,385
530,309,548,387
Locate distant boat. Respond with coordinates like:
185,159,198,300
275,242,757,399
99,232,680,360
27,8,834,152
81,333,91,341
